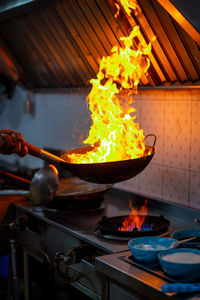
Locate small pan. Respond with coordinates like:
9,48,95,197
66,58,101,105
25,134,156,184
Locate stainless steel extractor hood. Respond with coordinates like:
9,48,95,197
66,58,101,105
0,0,199,89
157,0,200,45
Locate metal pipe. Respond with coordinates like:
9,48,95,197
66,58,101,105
23,251,30,300
10,239,20,300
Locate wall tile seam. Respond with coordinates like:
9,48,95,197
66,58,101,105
150,162,200,174
120,188,184,206
139,89,199,94
138,98,198,101
140,100,200,103
116,185,182,207
34,90,90,96
189,168,200,173
161,95,166,199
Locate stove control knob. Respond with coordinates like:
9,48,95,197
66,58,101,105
55,252,72,264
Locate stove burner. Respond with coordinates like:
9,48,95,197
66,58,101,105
44,197,104,211
43,176,111,212
95,228,171,241
97,215,170,237
43,202,106,214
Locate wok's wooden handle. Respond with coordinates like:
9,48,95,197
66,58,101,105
25,142,66,165
25,142,42,158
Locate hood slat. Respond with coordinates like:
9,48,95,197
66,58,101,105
0,0,199,89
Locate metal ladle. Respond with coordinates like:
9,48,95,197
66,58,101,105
29,164,59,206
194,219,200,226
0,165,59,206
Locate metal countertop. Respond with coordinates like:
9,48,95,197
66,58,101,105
12,188,200,254
96,250,200,300
10,188,200,299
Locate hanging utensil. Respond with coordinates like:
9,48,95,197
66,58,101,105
0,166,59,206
194,219,200,226
29,164,59,205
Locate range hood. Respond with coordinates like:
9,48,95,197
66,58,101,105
158,0,200,45
0,0,199,89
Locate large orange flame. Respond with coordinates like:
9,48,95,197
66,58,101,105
67,2,151,164
115,0,138,17
119,199,148,231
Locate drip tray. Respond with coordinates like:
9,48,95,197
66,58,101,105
120,255,200,283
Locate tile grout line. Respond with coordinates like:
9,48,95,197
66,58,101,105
161,91,166,200
188,97,193,208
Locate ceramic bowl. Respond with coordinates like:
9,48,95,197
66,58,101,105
128,236,177,265
172,229,200,249
158,248,200,280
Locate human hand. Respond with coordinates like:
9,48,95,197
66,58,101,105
0,129,28,157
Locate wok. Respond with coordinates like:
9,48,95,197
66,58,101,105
25,134,156,184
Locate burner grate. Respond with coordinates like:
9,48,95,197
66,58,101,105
97,215,170,237
121,255,200,283
44,199,105,212
121,255,177,283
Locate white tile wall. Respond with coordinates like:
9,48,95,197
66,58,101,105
191,101,200,171
118,88,200,208
140,100,164,164
115,175,140,194
163,167,189,206
189,171,200,209
0,86,200,209
163,100,191,170
138,163,163,199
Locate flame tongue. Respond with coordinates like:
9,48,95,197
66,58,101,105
68,6,152,164
119,200,148,231
115,0,138,17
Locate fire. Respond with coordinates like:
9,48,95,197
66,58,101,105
115,0,138,17
119,199,148,231
67,2,152,164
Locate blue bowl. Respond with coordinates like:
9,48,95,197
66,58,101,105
172,229,200,249
128,236,177,265
158,248,200,280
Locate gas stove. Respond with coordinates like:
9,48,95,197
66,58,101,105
96,214,170,239
6,188,200,300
